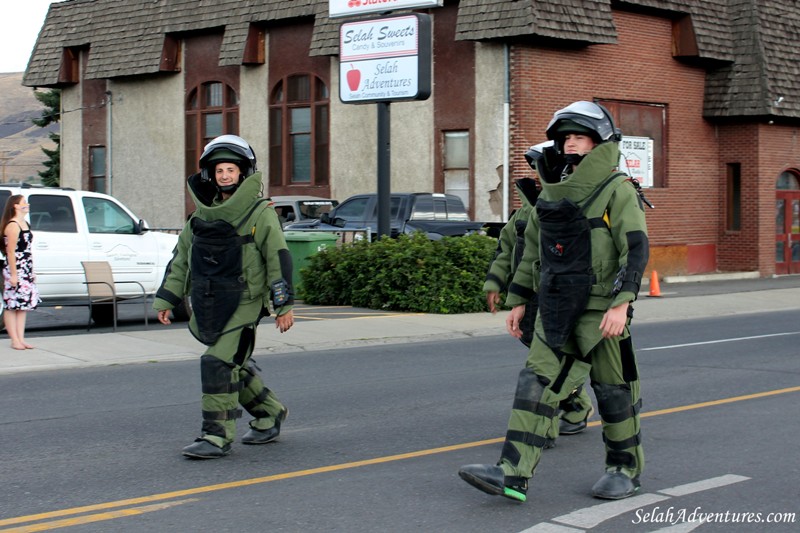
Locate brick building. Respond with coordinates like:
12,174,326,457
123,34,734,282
22,0,800,276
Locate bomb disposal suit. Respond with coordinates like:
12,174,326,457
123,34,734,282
154,135,293,459
483,170,594,442
459,101,649,502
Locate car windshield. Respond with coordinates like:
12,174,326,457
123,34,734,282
299,200,337,219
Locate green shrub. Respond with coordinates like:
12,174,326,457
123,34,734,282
300,232,496,313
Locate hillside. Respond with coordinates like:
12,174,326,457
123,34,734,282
0,72,57,184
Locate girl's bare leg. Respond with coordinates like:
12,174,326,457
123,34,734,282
17,311,32,348
4,310,25,350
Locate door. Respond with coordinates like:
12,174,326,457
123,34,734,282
82,195,160,294
28,193,89,299
775,172,800,274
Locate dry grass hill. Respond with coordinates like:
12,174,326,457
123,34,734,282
0,72,57,185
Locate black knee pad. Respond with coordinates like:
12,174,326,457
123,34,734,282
592,382,639,424
201,355,236,394
512,369,555,418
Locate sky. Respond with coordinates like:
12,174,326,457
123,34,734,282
0,0,65,73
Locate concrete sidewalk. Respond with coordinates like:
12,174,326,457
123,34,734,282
1,280,798,376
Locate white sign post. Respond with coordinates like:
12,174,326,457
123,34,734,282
339,14,431,104
619,136,654,188
329,0,442,19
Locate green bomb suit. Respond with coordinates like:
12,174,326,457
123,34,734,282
502,141,649,488
154,170,292,450
483,178,594,441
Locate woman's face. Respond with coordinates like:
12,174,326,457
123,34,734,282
14,199,30,215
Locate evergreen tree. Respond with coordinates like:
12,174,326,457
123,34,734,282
32,89,61,187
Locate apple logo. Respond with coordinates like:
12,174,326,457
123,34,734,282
346,64,361,92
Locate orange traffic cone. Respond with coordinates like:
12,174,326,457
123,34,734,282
648,271,662,297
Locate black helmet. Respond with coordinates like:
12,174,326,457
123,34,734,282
545,101,621,152
198,134,257,184
524,140,554,170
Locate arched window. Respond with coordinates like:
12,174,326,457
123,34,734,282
777,170,800,190
269,74,329,189
185,81,239,173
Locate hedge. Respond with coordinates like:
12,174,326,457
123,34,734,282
299,232,496,314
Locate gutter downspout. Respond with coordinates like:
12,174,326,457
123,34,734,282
502,44,510,222
105,90,113,195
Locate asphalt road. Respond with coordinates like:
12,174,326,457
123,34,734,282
11,274,800,337
1,310,798,532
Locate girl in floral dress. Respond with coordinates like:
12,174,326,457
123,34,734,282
2,195,41,350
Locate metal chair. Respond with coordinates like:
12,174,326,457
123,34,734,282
81,261,149,331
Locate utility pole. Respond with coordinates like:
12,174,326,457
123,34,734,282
0,152,12,183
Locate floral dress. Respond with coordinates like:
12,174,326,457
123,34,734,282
3,222,41,311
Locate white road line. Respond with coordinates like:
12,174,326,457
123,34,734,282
517,523,585,533
519,474,752,533
657,474,750,497
639,331,800,351
648,521,706,533
551,494,670,529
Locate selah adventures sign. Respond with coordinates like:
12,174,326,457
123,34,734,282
339,14,431,104
329,0,442,19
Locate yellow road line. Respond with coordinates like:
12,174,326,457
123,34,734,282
2,385,798,530
2,500,198,533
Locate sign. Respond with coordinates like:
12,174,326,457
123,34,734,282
329,0,442,19
339,14,431,104
619,136,654,188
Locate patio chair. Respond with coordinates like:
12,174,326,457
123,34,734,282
81,261,149,331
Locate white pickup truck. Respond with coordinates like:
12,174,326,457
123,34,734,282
0,184,188,324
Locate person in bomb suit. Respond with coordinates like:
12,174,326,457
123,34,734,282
483,142,596,446
154,134,294,459
460,101,649,501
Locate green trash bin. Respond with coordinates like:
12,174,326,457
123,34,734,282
283,231,339,293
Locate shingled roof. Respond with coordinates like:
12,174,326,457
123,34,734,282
21,0,800,120
23,0,319,86
704,0,800,118
455,0,618,44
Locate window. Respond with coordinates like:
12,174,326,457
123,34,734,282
82,197,136,234
333,197,370,221
443,131,470,208
410,195,469,221
269,74,329,188
726,163,741,231
599,100,666,187
89,146,106,193
186,81,239,175
777,171,800,190
28,195,77,233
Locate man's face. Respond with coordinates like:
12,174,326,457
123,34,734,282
563,133,596,156
215,162,241,188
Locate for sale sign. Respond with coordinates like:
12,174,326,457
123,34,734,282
619,136,654,188
329,0,443,19
339,14,431,104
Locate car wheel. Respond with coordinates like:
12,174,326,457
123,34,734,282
90,303,115,326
